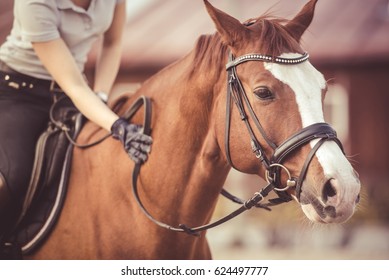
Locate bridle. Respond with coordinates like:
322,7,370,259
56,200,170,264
224,51,344,203
57,51,344,237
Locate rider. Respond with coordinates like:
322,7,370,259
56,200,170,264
0,0,152,242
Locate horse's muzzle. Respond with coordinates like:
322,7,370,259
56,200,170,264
299,177,360,224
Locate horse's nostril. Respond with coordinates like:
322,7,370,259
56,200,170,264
356,193,360,204
324,205,337,218
322,179,337,203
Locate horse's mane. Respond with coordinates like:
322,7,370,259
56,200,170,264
190,15,302,76
190,33,227,78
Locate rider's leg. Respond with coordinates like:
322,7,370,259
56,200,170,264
0,90,51,259
0,88,52,240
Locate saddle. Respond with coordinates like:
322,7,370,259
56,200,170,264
2,96,84,258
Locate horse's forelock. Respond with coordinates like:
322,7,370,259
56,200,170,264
247,17,304,56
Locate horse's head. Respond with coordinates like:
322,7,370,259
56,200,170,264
204,0,361,224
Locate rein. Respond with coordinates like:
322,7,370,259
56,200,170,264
128,99,282,236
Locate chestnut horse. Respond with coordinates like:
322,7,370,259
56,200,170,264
30,0,360,259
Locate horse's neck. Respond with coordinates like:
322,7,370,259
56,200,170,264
59,43,230,258
135,50,230,227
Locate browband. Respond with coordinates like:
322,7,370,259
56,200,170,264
226,52,309,70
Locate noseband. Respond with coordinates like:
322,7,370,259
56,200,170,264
225,51,343,202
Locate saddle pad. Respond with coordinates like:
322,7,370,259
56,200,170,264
9,112,84,255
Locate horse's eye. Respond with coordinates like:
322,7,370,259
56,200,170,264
254,87,273,100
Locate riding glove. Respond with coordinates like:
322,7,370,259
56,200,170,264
111,118,153,164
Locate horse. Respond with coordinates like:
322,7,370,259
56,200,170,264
29,0,361,259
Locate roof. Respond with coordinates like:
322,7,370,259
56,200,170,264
1,0,389,71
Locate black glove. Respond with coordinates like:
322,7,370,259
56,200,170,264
111,118,153,164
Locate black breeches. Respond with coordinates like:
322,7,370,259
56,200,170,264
0,84,52,232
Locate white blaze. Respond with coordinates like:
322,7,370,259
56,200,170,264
264,53,359,199
264,53,326,127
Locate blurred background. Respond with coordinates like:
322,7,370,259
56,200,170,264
1,0,388,259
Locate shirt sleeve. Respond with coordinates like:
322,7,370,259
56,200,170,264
15,0,60,43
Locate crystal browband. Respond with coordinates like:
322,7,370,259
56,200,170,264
226,52,309,70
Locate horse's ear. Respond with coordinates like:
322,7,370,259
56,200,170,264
203,0,248,47
285,0,318,42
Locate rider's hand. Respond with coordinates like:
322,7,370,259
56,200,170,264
111,118,153,164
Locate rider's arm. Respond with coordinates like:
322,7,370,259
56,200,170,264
93,1,126,96
33,38,152,163
32,38,118,132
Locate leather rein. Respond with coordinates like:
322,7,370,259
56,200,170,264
58,52,343,237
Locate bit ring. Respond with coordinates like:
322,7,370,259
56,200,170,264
265,163,296,192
